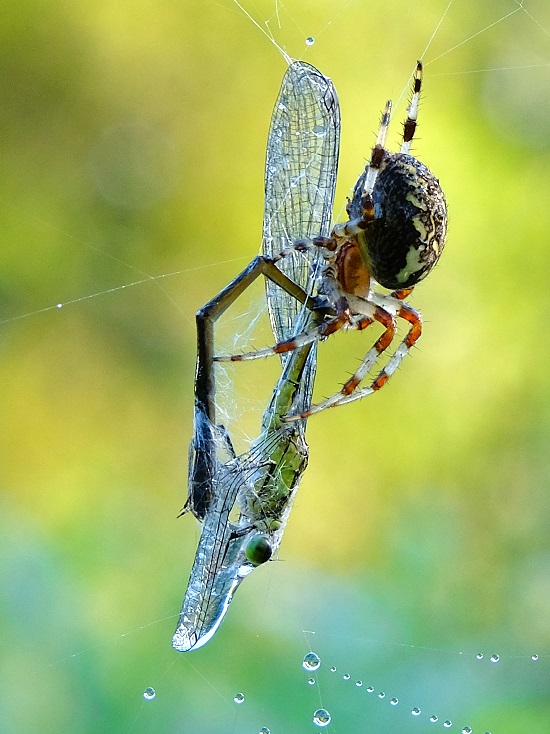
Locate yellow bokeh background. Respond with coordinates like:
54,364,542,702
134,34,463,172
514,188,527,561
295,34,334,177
1,1,550,732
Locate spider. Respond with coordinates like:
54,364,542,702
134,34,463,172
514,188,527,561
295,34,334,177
215,61,447,420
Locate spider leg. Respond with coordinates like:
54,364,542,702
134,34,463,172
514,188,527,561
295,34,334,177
274,235,338,261
400,61,422,154
389,286,415,301
215,306,351,363
334,99,392,239
337,301,422,405
285,297,422,420
362,99,392,197
285,303,398,420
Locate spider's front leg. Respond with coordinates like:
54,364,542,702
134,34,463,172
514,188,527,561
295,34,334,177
273,234,338,262
214,304,350,363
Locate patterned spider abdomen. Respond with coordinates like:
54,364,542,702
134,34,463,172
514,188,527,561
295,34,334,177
352,152,447,289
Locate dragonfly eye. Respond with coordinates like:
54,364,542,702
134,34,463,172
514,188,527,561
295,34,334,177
245,534,273,566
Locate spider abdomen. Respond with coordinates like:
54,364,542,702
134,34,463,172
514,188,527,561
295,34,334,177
356,152,447,289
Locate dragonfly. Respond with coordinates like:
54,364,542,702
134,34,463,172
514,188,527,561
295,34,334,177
172,61,340,652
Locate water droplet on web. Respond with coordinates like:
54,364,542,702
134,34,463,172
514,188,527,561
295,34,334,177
259,728,270,734
462,727,473,733
307,678,315,686
234,692,245,704
378,691,386,699
343,673,350,680
330,666,337,673
390,697,399,706
366,686,375,693
531,654,539,661
56,303,63,309
443,720,453,728
476,653,483,660
430,714,439,722
355,680,362,687
305,36,315,46
313,708,331,727
411,707,421,716
303,652,321,671
143,687,156,700
490,653,500,663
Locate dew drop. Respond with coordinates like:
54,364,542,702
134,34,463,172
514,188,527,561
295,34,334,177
490,653,500,663
56,303,63,309
366,686,375,693
313,125,326,137
355,680,362,687
303,652,321,671
233,692,245,704
411,707,421,716
260,729,270,734
313,708,331,727
462,727,472,734
143,687,156,700
378,692,386,699
430,715,439,723
531,654,539,661
308,678,315,686
330,666,337,673
305,36,315,46
443,720,453,728
343,673,350,680
390,697,399,706
476,653,484,660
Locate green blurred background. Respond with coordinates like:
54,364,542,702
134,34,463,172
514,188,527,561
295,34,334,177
1,0,550,732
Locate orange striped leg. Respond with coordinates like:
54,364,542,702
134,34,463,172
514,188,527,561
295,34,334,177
214,307,352,363
285,305,397,420
336,302,422,408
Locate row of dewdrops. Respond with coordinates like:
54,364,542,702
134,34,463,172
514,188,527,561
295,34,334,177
142,649,541,732
299,650,540,734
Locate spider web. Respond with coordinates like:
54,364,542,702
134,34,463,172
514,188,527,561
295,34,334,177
1,1,550,733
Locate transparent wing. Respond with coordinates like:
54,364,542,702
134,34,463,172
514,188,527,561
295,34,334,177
263,61,340,343
174,62,340,652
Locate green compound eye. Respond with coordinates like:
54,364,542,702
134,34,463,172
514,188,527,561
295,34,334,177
245,535,273,566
